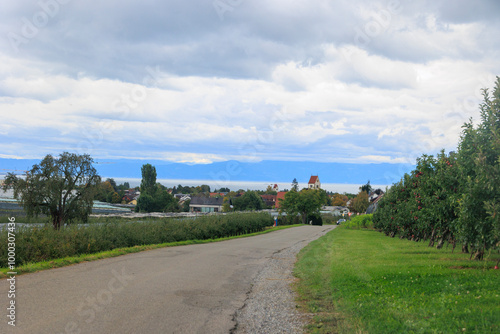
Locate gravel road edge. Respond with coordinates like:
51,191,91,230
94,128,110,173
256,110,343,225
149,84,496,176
233,225,335,334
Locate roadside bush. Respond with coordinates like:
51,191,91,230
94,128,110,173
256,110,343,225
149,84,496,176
320,214,337,225
0,212,273,267
277,215,300,226
344,214,373,229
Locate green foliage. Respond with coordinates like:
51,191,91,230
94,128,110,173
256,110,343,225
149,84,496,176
232,191,264,211
181,199,191,212
171,184,211,195
276,214,300,226
135,193,155,212
359,180,373,194
106,178,117,191
0,212,273,267
331,193,348,206
320,214,337,225
1,152,101,229
136,164,179,212
374,77,500,259
344,214,373,229
350,191,370,214
140,163,157,195
280,189,328,224
135,190,179,213
94,180,127,203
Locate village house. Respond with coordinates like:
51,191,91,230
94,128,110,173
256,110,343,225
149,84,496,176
366,189,385,214
260,194,277,208
174,193,191,206
122,189,140,204
209,192,226,198
275,191,287,209
189,196,224,213
308,175,321,189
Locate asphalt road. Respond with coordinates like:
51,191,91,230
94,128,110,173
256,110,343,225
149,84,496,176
1,225,335,334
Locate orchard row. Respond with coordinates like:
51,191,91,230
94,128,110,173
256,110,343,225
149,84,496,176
373,77,500,260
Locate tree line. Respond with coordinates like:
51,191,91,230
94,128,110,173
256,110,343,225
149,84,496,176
373,77,500,260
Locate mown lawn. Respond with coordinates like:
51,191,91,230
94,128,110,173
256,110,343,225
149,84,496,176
294,227,500,333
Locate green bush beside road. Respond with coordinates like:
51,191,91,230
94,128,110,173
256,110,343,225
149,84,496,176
343,214,373,229
0,212,273,267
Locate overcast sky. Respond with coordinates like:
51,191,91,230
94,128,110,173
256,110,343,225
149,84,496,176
1,0,499,165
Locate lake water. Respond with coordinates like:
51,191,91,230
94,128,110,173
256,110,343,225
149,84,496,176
112,178,388,194
0,179,389,199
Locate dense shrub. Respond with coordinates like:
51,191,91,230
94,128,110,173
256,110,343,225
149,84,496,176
344,214,373,229
276,215,301,226
0,212,273,267
320,214,337,225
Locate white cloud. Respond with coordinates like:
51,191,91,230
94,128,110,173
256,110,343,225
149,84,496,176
0,1,499,165
358,155,411,164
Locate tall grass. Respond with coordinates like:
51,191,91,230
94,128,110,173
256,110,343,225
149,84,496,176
0,212,273,267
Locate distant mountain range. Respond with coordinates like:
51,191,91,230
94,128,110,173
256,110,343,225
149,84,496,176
0,158,414,186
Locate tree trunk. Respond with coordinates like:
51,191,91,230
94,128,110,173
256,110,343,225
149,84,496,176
428,228,435,247
462,244,469,254
436,231,448,249
52,214,63,230
472,250,484,261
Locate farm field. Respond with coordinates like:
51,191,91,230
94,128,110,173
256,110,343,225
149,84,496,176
294,227,500,333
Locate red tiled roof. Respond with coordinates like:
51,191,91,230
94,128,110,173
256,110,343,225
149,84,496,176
308,175,319,184
275,191,287,209
260,195,277,200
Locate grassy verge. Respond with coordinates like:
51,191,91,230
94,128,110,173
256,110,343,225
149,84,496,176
0,224,300,278
294,227,500,333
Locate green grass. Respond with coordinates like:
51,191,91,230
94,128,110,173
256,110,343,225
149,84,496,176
0,224,301,278
294,227,500,333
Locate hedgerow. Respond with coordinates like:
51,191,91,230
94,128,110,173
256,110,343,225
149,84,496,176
0,212,273,267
